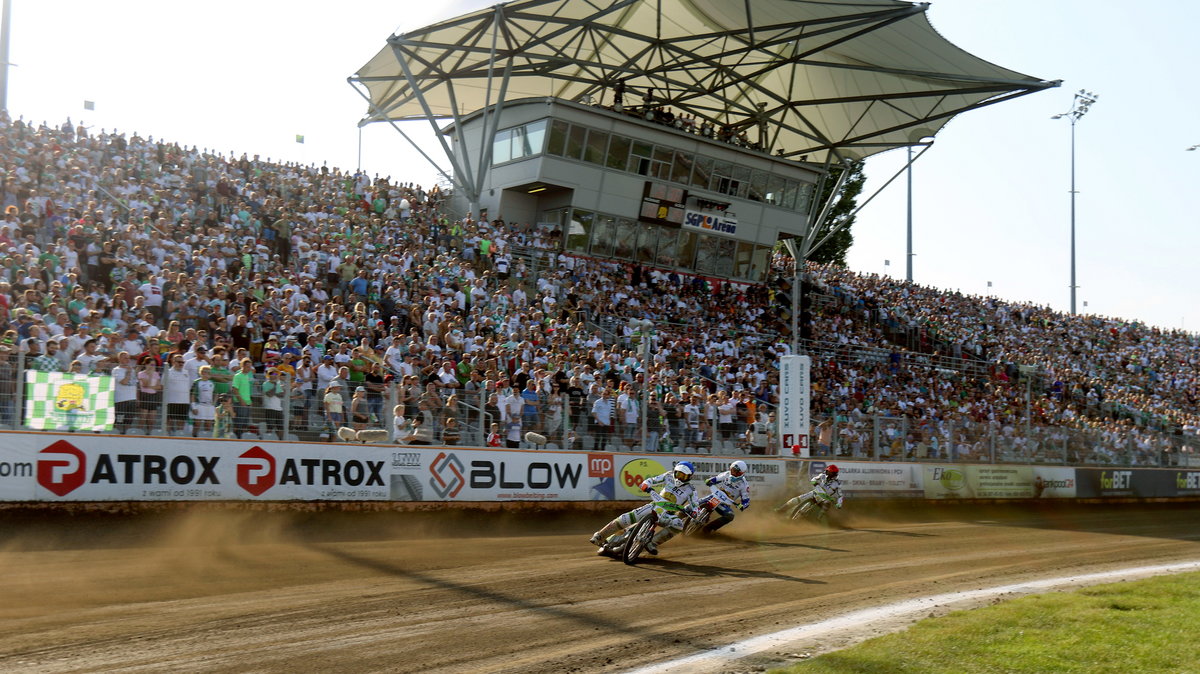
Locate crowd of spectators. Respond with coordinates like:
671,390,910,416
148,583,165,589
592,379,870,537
792,263,1198,464
0,111,1194,465
0,113,778,452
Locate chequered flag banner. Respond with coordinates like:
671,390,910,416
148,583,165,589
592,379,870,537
24,370,115,431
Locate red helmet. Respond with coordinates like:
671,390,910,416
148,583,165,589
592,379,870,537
825,465,839,478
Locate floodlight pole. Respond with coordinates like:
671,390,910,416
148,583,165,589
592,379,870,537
629,318,653,452
906,145,913,283
0,0,11,114
1053,89,1097,315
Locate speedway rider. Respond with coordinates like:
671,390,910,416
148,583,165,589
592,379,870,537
590,461,700,556
700,460,751,534
776,464,844,514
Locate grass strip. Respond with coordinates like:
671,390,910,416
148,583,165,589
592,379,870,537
778,571,1200,674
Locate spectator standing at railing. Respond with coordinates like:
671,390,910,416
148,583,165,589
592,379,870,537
591,387,615,451
26,338,59,372
231,358,255,437
135,354,161,431
323,382,345,439
190,366,217,438
162,354,192,434
111,351,138,433
350,386,370,430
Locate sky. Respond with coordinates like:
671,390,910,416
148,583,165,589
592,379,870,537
5,0,1199,333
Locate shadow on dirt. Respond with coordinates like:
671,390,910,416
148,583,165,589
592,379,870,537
697,531,851,552
602,555,827,584
310,544,711,641
835,526,937,538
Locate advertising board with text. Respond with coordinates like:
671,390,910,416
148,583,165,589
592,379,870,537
1,433,391,501
807,461,923,498
923,465,1036,499
778,355,811,457
611,454,790,502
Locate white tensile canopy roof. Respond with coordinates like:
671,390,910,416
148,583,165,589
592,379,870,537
351,0,1058,168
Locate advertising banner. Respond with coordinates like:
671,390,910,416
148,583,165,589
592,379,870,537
1073,468,1164,498
389,447,592,502
609,454,790,502
923,465,1036,499
0,433,391,501
1172,469,1200,497
682,209,738,236
805,461,923,498
778,355,811,457
1032,467,1078,498
0,433,795,503
1072,468,1200,499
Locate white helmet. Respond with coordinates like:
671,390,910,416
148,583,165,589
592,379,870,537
673,461,695,482
730,460,747,477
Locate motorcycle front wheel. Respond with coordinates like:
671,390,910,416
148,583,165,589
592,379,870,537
622,516,656,565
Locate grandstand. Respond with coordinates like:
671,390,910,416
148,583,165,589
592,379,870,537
0,107,1195,467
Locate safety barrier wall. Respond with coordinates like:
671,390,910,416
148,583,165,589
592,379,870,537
0,431,792,503
3,432,1198,503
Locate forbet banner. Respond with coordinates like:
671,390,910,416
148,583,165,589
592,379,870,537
25,371,114,432
778,355,811,456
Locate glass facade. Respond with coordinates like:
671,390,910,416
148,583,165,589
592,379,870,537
494,117,815,216
567,205,771,282
493,116,799,282
492,119,548,164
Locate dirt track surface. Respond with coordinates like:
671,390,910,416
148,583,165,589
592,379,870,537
2,502,1199,673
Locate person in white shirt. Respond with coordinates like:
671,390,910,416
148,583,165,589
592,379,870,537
75,340,109,374
139,277,165,322
162,354,194,433
315,355,339,393
111,352,139,433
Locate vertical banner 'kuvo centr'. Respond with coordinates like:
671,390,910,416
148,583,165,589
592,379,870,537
778,355,811,457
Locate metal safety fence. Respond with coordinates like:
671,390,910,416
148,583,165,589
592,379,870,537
2,350,1195,466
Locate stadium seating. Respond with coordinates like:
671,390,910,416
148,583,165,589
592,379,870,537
1,111,1194,467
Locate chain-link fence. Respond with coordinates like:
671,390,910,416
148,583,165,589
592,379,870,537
2,349,1196,466
807,413,1199,467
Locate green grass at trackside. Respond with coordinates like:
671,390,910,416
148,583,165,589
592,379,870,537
777,571,1200,674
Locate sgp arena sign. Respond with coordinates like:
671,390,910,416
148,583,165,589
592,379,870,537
683,209,737,235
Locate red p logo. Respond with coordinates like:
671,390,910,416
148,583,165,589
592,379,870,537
38,440,87,497
237,446,276,496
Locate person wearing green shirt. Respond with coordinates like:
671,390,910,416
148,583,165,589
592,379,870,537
348,349,369,384
230,358,256,437
208,353,234,397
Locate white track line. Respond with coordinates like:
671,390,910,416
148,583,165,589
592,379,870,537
627,561,1200,674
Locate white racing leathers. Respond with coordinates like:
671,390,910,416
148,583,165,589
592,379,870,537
592,471,700,550
702,470,751,532
779,473,844,513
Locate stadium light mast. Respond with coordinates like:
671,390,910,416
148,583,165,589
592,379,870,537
1,0,12,114
1051,89,1098,315
628,318,654,453
906,146,913,283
